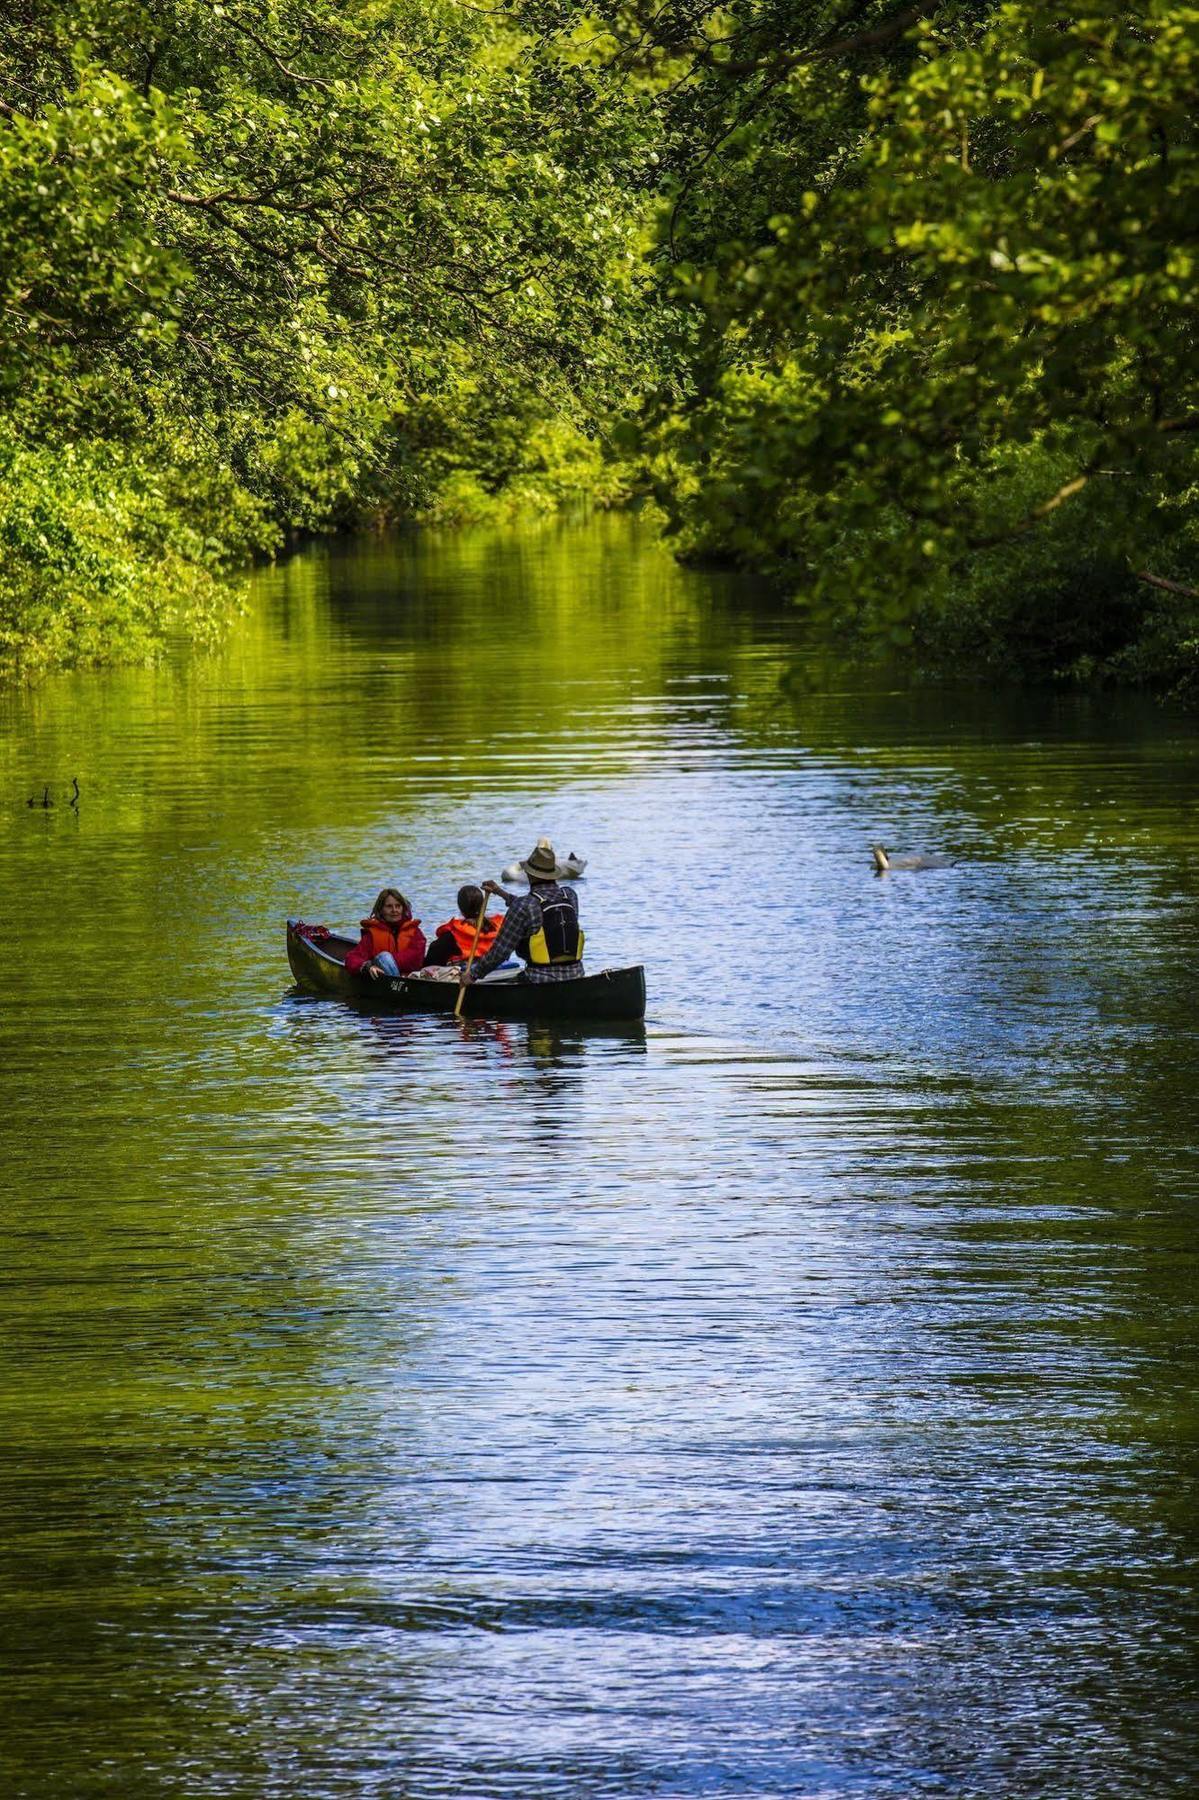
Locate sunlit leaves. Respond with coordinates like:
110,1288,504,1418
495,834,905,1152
0,0,653,665
637,0,1199,682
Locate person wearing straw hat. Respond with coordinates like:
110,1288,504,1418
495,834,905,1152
460,838,585,988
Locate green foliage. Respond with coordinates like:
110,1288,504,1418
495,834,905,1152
0,423,259,672
0,0,650,667
620,0,1199,688
3,0,1197,691
414,417,634,527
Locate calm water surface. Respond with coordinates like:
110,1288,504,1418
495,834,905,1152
1,517,1197,1798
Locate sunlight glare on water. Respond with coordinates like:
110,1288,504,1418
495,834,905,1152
0,517,1197,1798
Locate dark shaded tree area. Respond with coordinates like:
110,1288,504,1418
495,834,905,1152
589,0,1199,691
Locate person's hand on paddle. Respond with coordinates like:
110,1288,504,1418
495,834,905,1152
454,889,489,1016
481,878,504,898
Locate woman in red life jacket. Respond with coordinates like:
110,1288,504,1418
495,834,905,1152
345,887,427,980
423,884,504,968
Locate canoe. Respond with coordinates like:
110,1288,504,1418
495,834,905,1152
286,921,646,1022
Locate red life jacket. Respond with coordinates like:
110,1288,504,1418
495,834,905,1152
347,914,426,975
436,914,503,963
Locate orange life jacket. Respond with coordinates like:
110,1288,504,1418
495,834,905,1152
360,915,425,964
436,914,503,962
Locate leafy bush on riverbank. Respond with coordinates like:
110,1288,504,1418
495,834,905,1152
0,427,267,673
413,421,634,528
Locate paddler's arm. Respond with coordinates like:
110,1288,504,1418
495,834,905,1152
461,893,531,983
482,878,520,907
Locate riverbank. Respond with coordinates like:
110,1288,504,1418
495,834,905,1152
8,440,1196,713
0,423,636,679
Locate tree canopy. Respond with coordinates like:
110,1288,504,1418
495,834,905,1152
0,0,649,664
3,0,1198,689
620,0,1199,686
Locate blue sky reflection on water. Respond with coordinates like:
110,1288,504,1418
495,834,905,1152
0,515,1197,1798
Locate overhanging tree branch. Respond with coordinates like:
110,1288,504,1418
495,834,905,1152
1134,570,1199,600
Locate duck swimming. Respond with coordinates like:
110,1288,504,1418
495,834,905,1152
871,844,950,873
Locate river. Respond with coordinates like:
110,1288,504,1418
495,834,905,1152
1,515,1196,1797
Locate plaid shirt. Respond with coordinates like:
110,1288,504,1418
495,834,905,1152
467,884,584,984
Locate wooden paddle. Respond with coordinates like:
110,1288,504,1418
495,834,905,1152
454,890,491,1018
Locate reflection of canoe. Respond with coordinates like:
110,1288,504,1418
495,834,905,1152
286,922,646,1022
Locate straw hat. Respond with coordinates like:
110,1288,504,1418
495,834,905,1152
520,837,559,881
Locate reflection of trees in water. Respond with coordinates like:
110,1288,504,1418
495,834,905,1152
306,514,764,779
1,514,767,869
736,655,1199,862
